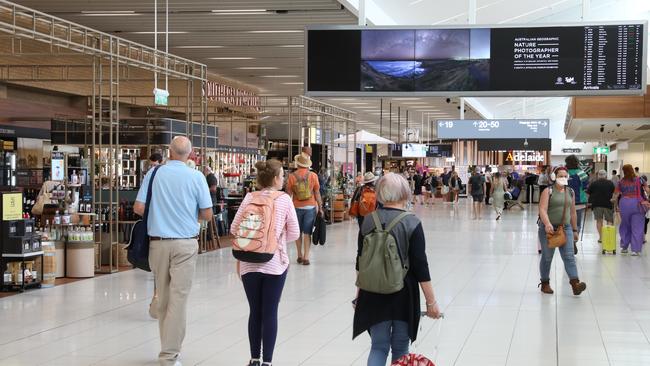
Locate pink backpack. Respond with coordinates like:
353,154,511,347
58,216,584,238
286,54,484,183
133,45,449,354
392,354,435,366
232,191,283,263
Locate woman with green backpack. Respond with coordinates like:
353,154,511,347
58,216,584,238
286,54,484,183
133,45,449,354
353,173,442,366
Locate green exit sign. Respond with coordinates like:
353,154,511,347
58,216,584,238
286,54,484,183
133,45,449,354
593,146,610,154
153,88,169,106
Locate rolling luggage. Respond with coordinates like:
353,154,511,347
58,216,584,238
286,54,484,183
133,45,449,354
601,224,616,255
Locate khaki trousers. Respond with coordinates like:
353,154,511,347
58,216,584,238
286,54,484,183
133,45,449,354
149,239,198,366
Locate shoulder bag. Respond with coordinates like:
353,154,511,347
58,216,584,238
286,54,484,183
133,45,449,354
127,165,162,272
546,189,569,249
635,177,650,214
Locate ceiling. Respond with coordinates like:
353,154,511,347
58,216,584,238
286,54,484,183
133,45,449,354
10,0,357,96
566,118,650,143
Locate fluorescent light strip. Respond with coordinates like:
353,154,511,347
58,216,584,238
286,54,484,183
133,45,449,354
209,57,255,60
212,9,267,13
175,45,224,49
214,12,269,15
133,31,188,34
247,30,303,33
282,82,304,85
236,67,278,70
278,45,304,48
260,75,299,78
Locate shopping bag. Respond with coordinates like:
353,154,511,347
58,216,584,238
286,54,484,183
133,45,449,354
312,213,326,245
391,354,435,366
601,224,616,254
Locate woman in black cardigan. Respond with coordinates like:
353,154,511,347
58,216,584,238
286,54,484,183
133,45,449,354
353,173,442,365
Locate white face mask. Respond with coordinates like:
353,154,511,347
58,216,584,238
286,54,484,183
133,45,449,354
556,177,569,186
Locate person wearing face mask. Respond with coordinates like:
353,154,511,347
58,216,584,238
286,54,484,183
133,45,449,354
537,167,587,296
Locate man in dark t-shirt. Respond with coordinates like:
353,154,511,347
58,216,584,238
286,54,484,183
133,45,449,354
587,170,616,243
468,169,486,219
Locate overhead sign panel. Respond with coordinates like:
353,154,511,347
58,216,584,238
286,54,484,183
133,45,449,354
437,119,550,139
306,22,646,96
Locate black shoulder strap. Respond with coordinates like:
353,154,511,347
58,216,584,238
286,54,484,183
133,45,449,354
143,165,162,224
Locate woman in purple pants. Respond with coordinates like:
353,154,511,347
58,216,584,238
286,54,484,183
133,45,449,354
614,165,650,256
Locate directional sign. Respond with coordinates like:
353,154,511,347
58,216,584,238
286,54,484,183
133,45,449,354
437,119,550,139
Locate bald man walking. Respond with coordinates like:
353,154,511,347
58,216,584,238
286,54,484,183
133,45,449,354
134,136,213,366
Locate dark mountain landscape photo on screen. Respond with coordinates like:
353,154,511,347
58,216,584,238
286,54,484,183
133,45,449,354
361,61,418,91
414,28,491,91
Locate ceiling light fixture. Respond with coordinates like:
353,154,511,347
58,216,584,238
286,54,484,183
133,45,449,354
81,11,139,16
133,31,188,34
278,44,304,48
175,45,225,49
282,82,304,85
260,75,299,78
209,57,255,60
247,30,303,33
236,67,279,70
212,9,267,13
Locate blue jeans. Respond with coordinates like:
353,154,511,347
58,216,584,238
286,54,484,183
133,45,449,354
539,223,579,281
367,320,409,366
296,207,317,234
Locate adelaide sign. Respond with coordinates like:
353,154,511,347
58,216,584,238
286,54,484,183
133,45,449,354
504,150,545,163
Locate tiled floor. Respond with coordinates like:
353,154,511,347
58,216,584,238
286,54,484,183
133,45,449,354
1,200,650,366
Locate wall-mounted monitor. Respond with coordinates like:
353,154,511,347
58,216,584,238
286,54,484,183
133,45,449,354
306,22,646,96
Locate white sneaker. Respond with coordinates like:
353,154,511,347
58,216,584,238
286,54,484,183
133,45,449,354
632,252,640,256
621,249,629,254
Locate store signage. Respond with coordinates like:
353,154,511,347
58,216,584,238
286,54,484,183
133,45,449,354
2,192,22,221
51,152,65,181
505,150,545,163
562,148,582,153
153,88,169,106
437,119,550,139
593,146,610,154
306,22,645,96
204,81,261,109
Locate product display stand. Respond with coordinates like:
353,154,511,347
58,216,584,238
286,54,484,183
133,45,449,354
1,251,43,292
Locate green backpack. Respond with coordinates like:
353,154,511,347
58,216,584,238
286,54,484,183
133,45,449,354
292,172,313,201
356,211,411,294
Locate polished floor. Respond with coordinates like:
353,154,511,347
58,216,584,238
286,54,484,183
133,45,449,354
1,200,650,366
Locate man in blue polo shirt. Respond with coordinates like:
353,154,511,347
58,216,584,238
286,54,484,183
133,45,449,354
134,136,212,366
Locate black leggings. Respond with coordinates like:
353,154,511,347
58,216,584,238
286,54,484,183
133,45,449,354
242,270,288,362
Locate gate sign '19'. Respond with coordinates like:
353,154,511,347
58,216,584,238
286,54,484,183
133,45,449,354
437,119,550,139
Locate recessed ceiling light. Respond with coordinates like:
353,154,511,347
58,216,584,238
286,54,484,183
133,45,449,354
132,31,188,34
236,67,279,70
175,45,225,49
260,75,299,78
247,30,303,33
209,57,255,60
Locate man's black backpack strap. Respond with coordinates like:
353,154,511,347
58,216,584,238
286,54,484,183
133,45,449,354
127,165,162,272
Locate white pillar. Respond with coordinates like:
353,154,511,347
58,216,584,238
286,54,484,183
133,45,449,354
468,0,477,24
358,0,366,26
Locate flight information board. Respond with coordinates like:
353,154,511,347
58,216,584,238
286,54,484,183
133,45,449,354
306,22,646,96
437,119,550,139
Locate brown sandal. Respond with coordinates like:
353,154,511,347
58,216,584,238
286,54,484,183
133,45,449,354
297,257,304,264
302,259,310,265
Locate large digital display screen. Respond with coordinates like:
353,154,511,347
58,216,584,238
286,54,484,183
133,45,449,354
402,143,428,157
437,119,550,139
306,23,646,96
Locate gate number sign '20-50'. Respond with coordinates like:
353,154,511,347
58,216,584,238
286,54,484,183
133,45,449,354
437,119,550,139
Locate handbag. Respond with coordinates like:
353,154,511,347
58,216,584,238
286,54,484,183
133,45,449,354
312,212,326,245
635,177,650,213
126,165,161,272
546,189,569,249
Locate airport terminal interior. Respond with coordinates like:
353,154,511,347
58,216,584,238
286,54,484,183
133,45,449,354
0,0,649,365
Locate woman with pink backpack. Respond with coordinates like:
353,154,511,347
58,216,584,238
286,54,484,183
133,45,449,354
231,159,300,366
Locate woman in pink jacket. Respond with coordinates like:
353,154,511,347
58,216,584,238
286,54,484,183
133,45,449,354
231,159,300,366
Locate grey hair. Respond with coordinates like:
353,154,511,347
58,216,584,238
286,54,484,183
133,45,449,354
598,169,607,178
376,172,412,204
170,136,192,157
